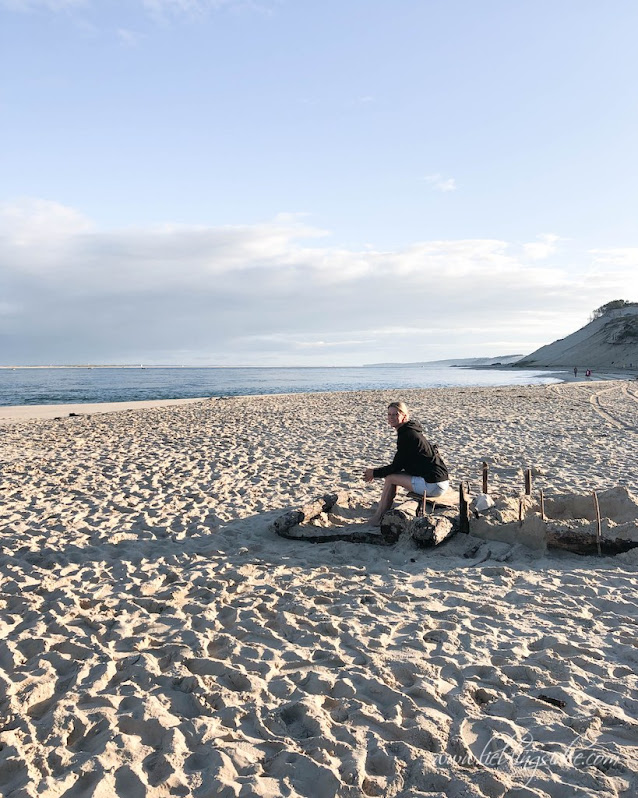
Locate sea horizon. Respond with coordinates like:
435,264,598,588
0,358,524,370
0,364,565,408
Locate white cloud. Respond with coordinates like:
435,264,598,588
0,198,94,243
424,174,457,192
522,233,560,261
588,248,638,267
2,198,634,365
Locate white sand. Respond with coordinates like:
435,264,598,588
0,397,204,424
0,382,637,797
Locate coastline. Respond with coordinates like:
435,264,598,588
2,370,635,423
0,396,205,424
0,365,567,412
1,382,637,796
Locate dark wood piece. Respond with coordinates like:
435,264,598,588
524,468,532,496
379,505,416,545
545,524,638,556
593,491,602,556
482,461,489,494
459,482,470,535
411,514,457,548
537,694,566,709
381,496,458,547
275,524,401,546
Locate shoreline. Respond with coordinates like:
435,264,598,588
0,365,572,418
2,370,636,423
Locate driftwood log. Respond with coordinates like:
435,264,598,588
269,492,349,537
380,496,459,548
545,523,638,556
270,492,400,545
271,490,460,548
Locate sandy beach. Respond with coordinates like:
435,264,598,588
1,382,637,797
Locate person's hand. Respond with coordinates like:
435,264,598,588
363,468,375,483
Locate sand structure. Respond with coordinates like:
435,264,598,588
1,381,637,797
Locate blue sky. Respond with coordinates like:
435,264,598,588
2,0,637,365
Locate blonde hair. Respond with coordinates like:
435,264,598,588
388,401,409,418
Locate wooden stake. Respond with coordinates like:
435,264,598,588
459,482,470,534
518,497,524,526
524,468,532,496
593,491,602,556
482,461,489,494
539,488,545,521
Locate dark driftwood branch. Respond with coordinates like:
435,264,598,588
593,491,602,556
271,491,400,546
545,524,637,556
537,694,566,709
459,483,470,535
524,468,532,496
275,525,400,546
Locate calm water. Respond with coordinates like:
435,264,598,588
0,366,564,407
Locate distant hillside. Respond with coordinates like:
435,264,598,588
364,355,523,367
518,306,638,370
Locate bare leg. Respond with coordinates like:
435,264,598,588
369,473,415,526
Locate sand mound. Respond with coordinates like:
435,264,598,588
472,486,638,555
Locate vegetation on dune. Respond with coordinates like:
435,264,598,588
591,299,638,320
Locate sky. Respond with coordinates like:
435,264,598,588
1,0,638,366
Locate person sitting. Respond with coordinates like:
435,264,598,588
363,401,449,526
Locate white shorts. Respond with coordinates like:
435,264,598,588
410,477,450,498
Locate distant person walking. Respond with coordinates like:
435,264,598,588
573,366,578,378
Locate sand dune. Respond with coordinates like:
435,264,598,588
518,306,638,371
1,382,637,796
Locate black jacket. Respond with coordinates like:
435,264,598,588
373,419,448,482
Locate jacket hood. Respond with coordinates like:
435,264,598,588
400,419,423,434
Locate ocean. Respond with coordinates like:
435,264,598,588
0,366,564,407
